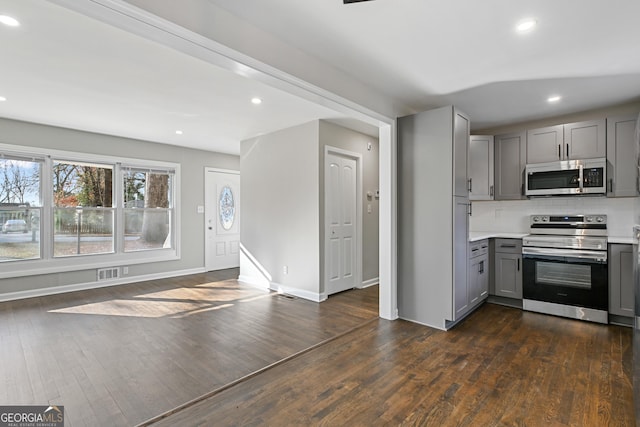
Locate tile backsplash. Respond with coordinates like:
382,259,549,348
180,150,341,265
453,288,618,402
470,197,636,237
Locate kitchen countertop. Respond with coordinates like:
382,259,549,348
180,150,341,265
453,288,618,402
470,232,635,245
608,236,634,245
469,232,529,242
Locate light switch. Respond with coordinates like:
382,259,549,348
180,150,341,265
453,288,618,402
196,205,204,214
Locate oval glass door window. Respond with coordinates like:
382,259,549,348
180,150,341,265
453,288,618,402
219,186,235,230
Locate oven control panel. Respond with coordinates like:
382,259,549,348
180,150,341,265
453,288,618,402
530,215,606,225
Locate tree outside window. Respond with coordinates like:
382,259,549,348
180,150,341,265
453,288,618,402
53,161,114,257
0,157,42,261
123,169,173,252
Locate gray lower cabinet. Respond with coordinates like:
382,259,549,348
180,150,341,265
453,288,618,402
609,244,633,317
493,238,523,299
607,114,639,197
468,240,489,306
494,132,526,200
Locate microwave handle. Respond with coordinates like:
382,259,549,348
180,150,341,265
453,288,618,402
578,164,584,192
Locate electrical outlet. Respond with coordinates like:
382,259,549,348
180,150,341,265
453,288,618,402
283,265,288,275
123,266,129,275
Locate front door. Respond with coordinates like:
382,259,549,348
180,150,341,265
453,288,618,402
325,151,358,295
205,169,240,271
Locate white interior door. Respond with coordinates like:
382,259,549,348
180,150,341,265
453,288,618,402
325,151,358,295
205,169,240,271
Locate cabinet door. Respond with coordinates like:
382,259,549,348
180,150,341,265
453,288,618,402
565,119,606,160
453,197,469,319
609,244,634,317
607,115,639,197
494,252,523,299
478,253,489,299
494,132,526,200
468,257,481,306
469,135,494,200
527,125,564,163
453,110,470,197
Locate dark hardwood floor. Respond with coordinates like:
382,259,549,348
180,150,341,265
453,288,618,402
0,269,377,426
0,271,634,426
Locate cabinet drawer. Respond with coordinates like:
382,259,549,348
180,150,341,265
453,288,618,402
470,240,489,257
494,238,522,253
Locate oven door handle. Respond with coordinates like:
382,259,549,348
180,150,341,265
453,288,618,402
522,247,607,263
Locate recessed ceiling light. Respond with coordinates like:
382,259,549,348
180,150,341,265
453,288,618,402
0,15,20,27
516,18,537,33
251,97,262,105
175,130,183,135
0,96,6,102
547,95,561,103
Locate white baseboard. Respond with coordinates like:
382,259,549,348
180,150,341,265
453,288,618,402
0,267,206,303
269,282,327,303
238,275,269,290
360,277,379,288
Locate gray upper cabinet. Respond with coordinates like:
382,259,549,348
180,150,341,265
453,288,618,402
527,125,564,163
469,135,494,200
494,131,526,200
453,111,470,197
607,114,639,197
565,119,606,160
527,120,606,164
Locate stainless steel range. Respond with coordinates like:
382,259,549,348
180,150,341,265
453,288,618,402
522,215,608,324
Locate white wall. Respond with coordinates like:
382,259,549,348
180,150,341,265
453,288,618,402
319,121,379,288
0,117,239,297
240,121,321,300
471,197,635,238
240,120,380,301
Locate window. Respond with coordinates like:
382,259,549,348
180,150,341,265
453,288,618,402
0,155,42,261
0,144,179,276
53,160,114,257
123,168,174,252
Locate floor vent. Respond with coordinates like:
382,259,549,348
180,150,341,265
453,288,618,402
97,267,120,281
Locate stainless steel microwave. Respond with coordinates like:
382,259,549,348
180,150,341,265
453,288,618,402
525,158,607,196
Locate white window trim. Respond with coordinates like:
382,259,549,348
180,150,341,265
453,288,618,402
0,142,181,279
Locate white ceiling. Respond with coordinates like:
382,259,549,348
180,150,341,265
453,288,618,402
1,0,640,154
204,0,640,129
0,0,352,154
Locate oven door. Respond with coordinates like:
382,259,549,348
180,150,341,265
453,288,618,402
522,249,608,311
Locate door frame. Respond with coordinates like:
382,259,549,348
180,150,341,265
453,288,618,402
204,167,240,272
324,146,363,296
